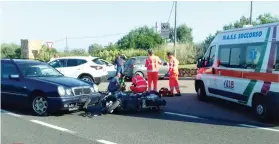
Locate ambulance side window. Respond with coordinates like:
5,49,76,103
274,42,279,71
202,45,216,67
219,47,230,66
208,46,216,67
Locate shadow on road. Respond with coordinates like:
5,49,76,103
1,104,79,117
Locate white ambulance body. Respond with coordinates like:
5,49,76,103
195,22,279,121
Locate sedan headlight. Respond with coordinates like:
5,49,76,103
65,88,72,95
92,84,99,92
58,86,66,96
90,87,95,93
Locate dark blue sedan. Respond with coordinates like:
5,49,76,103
1,59,102,116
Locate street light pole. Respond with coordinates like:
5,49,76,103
174,1,177,57
250,1,253,25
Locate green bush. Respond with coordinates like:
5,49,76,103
87,43,197,64
90,46,169,63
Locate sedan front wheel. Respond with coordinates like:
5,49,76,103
32,96,49,116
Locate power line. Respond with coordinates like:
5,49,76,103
167,1,175,23
53,32,128,43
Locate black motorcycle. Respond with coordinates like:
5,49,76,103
99,91,167,114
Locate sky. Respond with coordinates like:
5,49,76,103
1,1,279,52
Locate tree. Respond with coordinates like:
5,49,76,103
0,43,21,58
117,26,164,50
177,24,193,43
223,16,257,30
256,13,279,24
169,24,193,43
88,43,103,54
105,42,117,50
196,31,220,60
70,48,88,56
36,44,58,62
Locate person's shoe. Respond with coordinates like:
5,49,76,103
168,92,174,97
175,93,182,96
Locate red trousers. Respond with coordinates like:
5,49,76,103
147,72,158,91
130,86,147,93
169,73,180,93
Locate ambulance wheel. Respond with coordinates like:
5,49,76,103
197,82,208,101
252,94,271,122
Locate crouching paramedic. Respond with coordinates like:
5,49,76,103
167,52,181,96
130,73,147,93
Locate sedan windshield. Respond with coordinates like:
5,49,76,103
17,63,63,77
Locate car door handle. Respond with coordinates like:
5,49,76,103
77,68,80,70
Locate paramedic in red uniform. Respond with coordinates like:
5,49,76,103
130,73,147,93
145,49,162,92
167,52,181,96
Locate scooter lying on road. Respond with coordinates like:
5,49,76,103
99,91,167,114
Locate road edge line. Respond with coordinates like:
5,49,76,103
1,109,21,117
164,112,204,119
97,139,118,144
239,124,279,132
30,119,77,134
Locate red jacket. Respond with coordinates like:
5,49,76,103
145,55,162,72
132,75,147,88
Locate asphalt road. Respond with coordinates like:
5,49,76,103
2,80,279,144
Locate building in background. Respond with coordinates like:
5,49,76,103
21,39,42,59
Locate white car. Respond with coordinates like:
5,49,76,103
98,59,117,78
48,56,108,85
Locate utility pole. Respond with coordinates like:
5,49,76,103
65,36,69,52
249,1,253,25
155,22,158,33
174,1,177,57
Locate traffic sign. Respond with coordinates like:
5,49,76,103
161,23,170,32
46,42,53,49
161,22,170,39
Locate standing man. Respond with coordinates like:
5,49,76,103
145,49,162,92
167,52,181,96
114,53,127,76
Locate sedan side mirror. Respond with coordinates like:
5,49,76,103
9,74,20,80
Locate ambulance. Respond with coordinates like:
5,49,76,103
195,22,279,122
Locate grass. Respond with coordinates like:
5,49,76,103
179,64,197,69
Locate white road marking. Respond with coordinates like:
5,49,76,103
30,120,77,134
164,112,204,119
1,109,21,117
239,124,279,133
97,140,118,144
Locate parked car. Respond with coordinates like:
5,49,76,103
124,56,169,79
1,59,101,116
93,58,117,78
48,56,108,85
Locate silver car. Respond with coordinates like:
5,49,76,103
124,56,169,79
